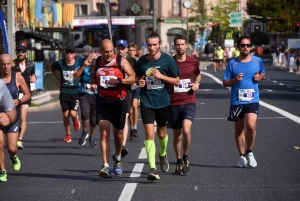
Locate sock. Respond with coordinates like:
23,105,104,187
246,149,252,154
182,154,188,161
133,125,137,129
18,139,22,141
116,154,121,161
104,163,109,167
177,158,182,164
145,140,156,169
131,127,134,130
159,134,168,157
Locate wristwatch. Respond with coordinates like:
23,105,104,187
195,80,200,84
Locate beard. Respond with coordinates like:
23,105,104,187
17,56,26,62
240,51,249,57
177,50,185,55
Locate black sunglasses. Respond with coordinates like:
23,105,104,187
240,44,252,48
16,50,26,53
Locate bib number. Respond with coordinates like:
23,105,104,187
239,89,255,101
82,83,92,93
19,93,24,100
174,79,191,93
100,76,117,89
146,76,164,90
63,70,74,86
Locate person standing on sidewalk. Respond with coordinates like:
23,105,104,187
168,35,201,175
136,31,180,181
0,54,31,182
49,46,81,143
12,45,36,150
223,36,265,168
73,45,97,148
90,39,135,179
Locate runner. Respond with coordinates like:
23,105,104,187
0,54,31,182
49,45,81,143
168,35,201,175
73,45,97,148
135,31,180,181
115,39,137,157
90,39,135,179
12,45,36,150
223,36,266,168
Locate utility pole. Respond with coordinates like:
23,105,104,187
7,0,15,58
153,0,156,31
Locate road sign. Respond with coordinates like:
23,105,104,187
229,23,242,27
131,4,141,14
229,12,242,25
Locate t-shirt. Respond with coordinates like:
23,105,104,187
51,59,81,94
0,79,14,112
12,59,35,92
135,52,180,109
223,56,265,105
76,58,97,95
170,55,200,105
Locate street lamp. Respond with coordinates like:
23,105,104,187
183,0,192,44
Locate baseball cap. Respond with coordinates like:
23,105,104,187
15,45,27,52
82,45,94,56
116,40,128,48
65,45,76,52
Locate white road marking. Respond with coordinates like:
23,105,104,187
193,117,287,120
138,147,147,159
71,189,75,194
130,163,144,178
296,88,300,91
279,83,284,86
272,80,277,83
201,72,300,125
263,89,273,92
194,186,198,190
198,89,213,91
118,183,137,201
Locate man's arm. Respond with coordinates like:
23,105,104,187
90,59,97,92
0,82,16,126
49,63,61,87
120,58,135,85
16,73,31,107
223,73,244,87
30,62,37,83
190,73,201,91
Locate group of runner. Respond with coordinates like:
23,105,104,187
0,34,265,182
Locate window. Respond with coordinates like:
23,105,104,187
74,4,88,16
96,3,105,16
172,0,181,16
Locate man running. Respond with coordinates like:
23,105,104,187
74,45,97,148
136,31,180,181
49,46,81,143
12,45,36,149
0,54,31,182
168,35,201,175
223,36,265,168
90,39,135,178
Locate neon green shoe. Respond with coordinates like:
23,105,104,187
17,139,23,149
10,155,21,171
0,170,7,182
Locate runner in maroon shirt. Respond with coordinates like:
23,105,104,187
168,35,201,175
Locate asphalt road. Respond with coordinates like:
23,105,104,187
1,60,300,201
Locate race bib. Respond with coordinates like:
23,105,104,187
100,76,117,89
174,79,191,93
146,76,164,90
239,89,255,101
19,93,24,100
63,70,74,82
82,83,92,93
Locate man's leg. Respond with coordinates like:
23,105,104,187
0,131,5,171
7,131,21,171
244,113,258,168
62,110,72,142
132,98,139,137
234,118,245,155
144,123,156,169
122,113,129,146
88,96,97,148
78,94,90,145
98,120,111,178
17,104,29,149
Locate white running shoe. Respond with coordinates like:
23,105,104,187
246,152,257,168
237,156,247,168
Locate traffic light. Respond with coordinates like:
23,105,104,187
211,23,215,32
295,22,300,33
131,25,135,29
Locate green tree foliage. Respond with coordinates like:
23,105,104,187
246,0,300,34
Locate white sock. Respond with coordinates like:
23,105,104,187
104,163,109,167
116,154,121,161
133,125,137,129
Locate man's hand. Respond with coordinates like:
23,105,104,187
236,73,244,81
91,84,97,92
138,76,146,87
107,78,120,85
153,68,163,79
0,113,11,127
253,71,261,81
190,82,200,91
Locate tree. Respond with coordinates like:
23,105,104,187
246,0,300,34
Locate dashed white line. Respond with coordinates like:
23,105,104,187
287,86,292,88
138,147,147,159
130,163,144,178
272,80,277,83
118,183,137,201
279,83,284,86
194,186,198,190
71,189,75,194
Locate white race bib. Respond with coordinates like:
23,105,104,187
18,93,24,100
146,76,164,90
174,79,191,93
239,89,255,101
63,70,74,83
100,76,117,89
82,83,92,93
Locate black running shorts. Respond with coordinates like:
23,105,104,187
140,105,171,127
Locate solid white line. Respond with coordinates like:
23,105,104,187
193,117,287,120
27,121,62,124
202,72,300,125
130,163,144,178
138,148,147,159
118,183,137,201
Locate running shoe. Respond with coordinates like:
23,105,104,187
78,131,89,145
133,129,138,137
159,153,169,172
63,134,72,143
147,168,160,181
175,163,182,175
237,156,248,168
112,153,122,176
130,129,135,140
99,165,112,179
73,116,80,131
121,146,128,158
182,159,191,175
245,152,257,168
17,139,23,150
0,170,7,182
89,137,97,148
10,155,21,171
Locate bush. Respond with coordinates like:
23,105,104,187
249,32,269,45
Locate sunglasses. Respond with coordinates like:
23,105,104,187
240,44,252,48
16,50,26,53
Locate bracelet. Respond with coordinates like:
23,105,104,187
195,80,200,84
18,99,22,105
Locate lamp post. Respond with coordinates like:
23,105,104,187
183,1,192,45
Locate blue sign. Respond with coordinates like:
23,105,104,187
34,62,44,90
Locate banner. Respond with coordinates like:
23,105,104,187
0,8,9,54
52,3,63,27
34,62,44,90
63,4,75,29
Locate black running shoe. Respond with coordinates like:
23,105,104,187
121,146,128,157
78,131,89,145
147,168,160,181
130,129,135,140
133,129,138,137
182,159,191,175
159,153,169,172
175,163,182,175
89,137,97,148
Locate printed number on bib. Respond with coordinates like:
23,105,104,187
146,76,164,90
239,89,255,101
83,83,92,93
174,79,191,93
100,76,117,89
